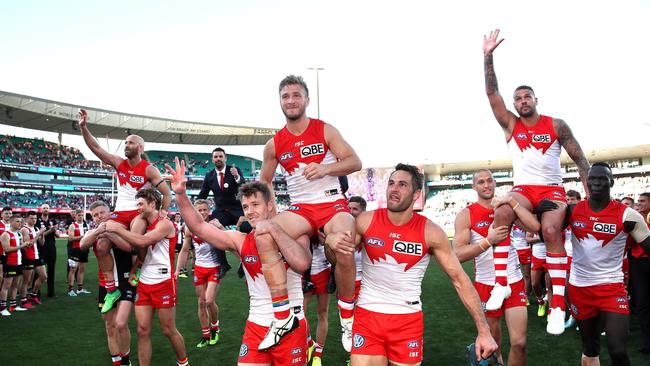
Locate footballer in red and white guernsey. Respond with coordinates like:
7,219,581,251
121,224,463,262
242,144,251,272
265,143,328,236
79,109,172,314
483,29,590,335
0,206,13,288
101,189,188,366
67,208,90,296
81,201,135,366
166,158,312,365
175,199,223,349
20,211,47,306
566,163,650,366
327,164,497,366
258,75,362,351
1,215,32,316
454,169,548,366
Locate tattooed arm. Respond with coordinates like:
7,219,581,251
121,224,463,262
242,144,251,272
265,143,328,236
483,29,517,134
555,118,590,195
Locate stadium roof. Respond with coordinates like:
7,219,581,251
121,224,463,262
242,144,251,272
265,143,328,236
0,90,277,145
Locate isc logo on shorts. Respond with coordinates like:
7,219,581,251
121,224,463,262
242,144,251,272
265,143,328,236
593,222,616,234
532,134,551,143
393,240,423,256
300,143,325,158
130,175,145,184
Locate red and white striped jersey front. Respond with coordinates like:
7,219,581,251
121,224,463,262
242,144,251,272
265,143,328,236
507,115,562,185
4,230,22,265
22,225,40,260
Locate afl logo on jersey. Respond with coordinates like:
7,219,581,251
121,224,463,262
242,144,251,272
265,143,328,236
300,143,325,158
244,255,258,264
130,175,145,184
118,172,127,178
593,222,616,234
393,240,423,256
280,152,294,162
516,132,527,140
532,134,551,143
365,237,384,248
573,221,586,229
475,221,490,229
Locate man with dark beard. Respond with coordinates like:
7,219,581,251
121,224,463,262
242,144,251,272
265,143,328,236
483,29,590,335
327,164,497,365
566,163,650,365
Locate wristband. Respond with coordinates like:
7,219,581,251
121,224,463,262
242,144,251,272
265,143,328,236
478,239,488,251
512,202,520,211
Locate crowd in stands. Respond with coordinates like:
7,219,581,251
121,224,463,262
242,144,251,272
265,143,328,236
1,135,110,172
0,191,109,210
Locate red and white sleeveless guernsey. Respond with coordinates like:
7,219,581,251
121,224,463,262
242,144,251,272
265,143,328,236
114,159,152,211
140,218,175,285
507,115,562,186
239,232,304,327
191,233,219,268
273,119,343,204
5,230,22,266
23,225,40,260
569,200,631,287
0,221,9,256
69,222,85,249
358,209,430,314
467,203,522,286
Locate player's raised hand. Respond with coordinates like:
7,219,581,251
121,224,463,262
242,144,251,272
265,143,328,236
78,109,88,128
164,157,188,194
483,29,504,55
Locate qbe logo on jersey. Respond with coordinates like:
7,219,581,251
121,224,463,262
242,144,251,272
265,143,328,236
593,222,616,234
130,175,145,184
300,143,325,158
532,134,551,143
392,240,423,256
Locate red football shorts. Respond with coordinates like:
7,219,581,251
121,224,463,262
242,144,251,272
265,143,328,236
109,210,140,228
193,265,220,286
510,185,566,208
516,248,532,265
475,279,528,318
309,268,331,295
285,198,350,232
351,306,424,363
531,252,547,272
568,283,629,320
238,318,307,365
136,278,176,309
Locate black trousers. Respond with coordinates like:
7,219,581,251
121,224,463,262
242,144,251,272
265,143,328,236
41,244,57,297
630,256,650,350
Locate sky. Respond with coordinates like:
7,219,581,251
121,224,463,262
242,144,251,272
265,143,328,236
1,0,649,168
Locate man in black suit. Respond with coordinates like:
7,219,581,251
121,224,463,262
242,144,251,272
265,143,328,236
197,147,251,275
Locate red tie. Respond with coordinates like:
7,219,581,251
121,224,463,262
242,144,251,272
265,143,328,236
219,171,225,190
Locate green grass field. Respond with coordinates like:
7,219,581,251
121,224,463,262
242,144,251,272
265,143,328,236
1,239,647,365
